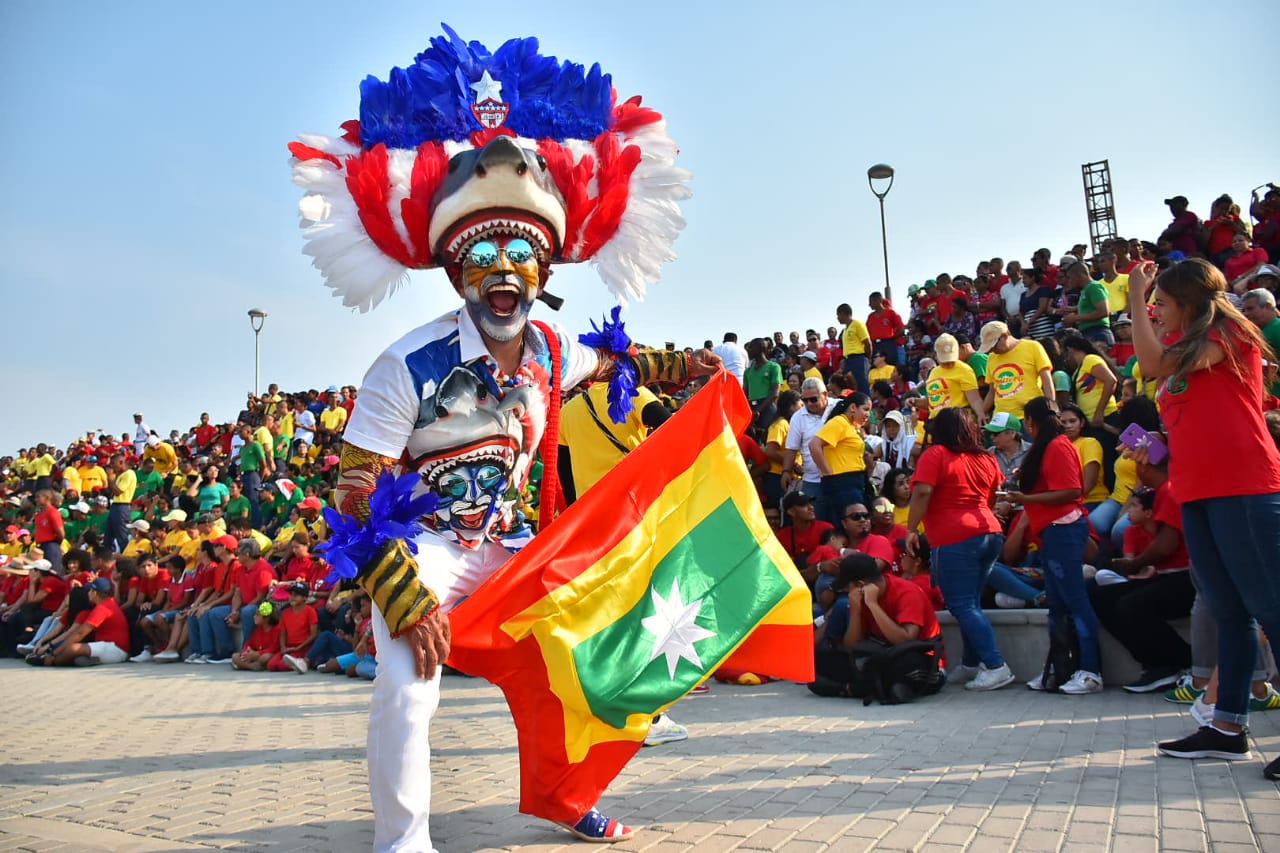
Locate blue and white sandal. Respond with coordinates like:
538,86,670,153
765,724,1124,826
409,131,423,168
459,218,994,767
557,808,635,843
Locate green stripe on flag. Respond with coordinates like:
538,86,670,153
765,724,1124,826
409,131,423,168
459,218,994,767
572,499,793,727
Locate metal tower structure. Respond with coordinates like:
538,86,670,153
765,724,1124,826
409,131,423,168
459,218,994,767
1082,160,1118,255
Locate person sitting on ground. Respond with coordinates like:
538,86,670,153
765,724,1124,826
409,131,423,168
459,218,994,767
43,577,131,666
231,601,282,672
819,552,942,652
272,581,319,673
144,556,197,662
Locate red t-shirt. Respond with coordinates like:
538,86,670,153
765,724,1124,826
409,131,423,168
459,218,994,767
1022,435,1086,534
34,505,63,543
867,308,905,342
194,424,218,447
848,534,896,567
907,572,945,610
281,555,315,584
236,559,276,603
135,569,172,599
777,521,834,568
1223,247,1269,283
358,615,377,658
165,571,197,609
1158,328,1280,503
38,574,69,612
279,603,319,647
859,573,941,642
85,597,130,651
244,623,282,653
1205,216,1241,255
911,446,1003,546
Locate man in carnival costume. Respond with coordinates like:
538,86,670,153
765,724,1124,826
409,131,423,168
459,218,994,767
289,25,715,851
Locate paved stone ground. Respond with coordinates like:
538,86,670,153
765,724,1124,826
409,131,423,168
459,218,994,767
0,660,1277,852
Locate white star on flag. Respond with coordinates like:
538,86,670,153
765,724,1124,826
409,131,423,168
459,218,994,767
640,578,716,679
470,70,503,104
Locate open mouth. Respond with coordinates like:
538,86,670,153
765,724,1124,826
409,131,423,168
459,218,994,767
484,282,523,317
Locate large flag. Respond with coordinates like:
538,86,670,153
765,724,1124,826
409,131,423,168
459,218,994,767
447,370,814,824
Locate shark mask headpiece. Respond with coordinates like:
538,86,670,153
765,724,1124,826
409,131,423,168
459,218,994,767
289,24,691,313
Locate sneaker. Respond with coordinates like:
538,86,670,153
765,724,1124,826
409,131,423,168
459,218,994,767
643,715,689,747
154,650,180,662
994,593,1029,609
25,653,48,667
1164,674,1205,704
283,654,309,673
1265,755,1280,781
1158,726,1250,760
205,656,233,665
966,663,1016,692
556,808,634,843
184,654,207,664
1060,670,1104,695
1026,673,1047,691
947,664,980,686
1248,684,1280,711
688,683,711,695
129,650,154,663
1123,667,1183,694
1190,696,1215,727
15,643,34,655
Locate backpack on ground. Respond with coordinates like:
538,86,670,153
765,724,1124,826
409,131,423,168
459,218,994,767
1040,612,1080,693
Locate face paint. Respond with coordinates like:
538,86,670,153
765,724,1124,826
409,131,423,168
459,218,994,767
457,233,543,341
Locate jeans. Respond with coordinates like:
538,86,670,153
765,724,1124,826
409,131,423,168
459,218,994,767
819,471,867,528
240,604,259,637
1089,570,1194,670
988,562,1044,604
1180,492,1280,726
934,532,1006,669
108,504,131,553
243,469,263,527
196,605,235,659
1040,516,1101,675
842,354,870,395
762,472,783,513
308,630,354,665
1088,499,1123,542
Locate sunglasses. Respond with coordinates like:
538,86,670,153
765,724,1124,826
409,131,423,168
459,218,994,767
844,512,870,520
466,238,534,267
802,396,821,403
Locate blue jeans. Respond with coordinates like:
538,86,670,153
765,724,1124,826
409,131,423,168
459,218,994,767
1088,499,1123,541
988,562,1044,604
819,472,867,528
1040,516,1101,675
240,604,259,637
308,630,354,665
842,354,870,395
934,533,1006,669
108,504,131,553
242,470,263,527
1180,492,1280,726
196,605,235,659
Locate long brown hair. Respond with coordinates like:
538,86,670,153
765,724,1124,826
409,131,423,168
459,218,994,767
1157,259,1273,384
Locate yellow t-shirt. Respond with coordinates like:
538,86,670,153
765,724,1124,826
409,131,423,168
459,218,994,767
1072,436,1110,504
893,504,910,527
253,426,273,452
988,339,1053,417
766,416,791,475
841,319,870,356
0,542,22,558
143,442,179,476
78,465,108,494
62,466,81,494
815,416,867,475
924,362,978,419
123,537,155,559
178,534,205,564
1110,454,1138,505
1132,361,1159,402
113,469,137,504
559,384,658,496
319,408,348,432
1074,354,1118,421
279,410,295,440
248,529,273,552
1103,273,1130,314
163,529,191,554
33,454,56,477
868,364,894,384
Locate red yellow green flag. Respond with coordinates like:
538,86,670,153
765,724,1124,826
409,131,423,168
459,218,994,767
447,371,814,823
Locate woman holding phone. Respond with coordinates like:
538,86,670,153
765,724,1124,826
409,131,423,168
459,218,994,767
1128,258,1280,779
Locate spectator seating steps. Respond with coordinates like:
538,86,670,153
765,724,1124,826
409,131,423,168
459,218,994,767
936,609,1192,687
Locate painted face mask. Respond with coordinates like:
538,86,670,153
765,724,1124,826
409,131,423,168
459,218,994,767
456,232,544,342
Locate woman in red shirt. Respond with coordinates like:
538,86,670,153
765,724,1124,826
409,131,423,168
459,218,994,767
907,408,1011,691
1128,259,1280,775
1006,397,1101,695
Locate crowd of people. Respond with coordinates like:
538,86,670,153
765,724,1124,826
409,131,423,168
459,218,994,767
3,187,1279,781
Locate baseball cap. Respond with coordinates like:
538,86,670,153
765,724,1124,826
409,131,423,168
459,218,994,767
923,278,938,289
288,580,309,596
28,559,54,574
321,454,341,472
214,534,239,551
1113,314,1132,326
93,496,109,507
4,524,18,535
782,491,814,511
800,350,818,362
978,321,1010,354
161,509,188,523
87,577,113,594
128,520,151,532
299,496,323,511
147,436,160,447
1255,264,1280,280
1163,195,1189,206
984,412,1023,433
907,284,921,297
933,333,959,363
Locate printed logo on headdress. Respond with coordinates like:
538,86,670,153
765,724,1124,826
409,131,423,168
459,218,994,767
469,71,509,129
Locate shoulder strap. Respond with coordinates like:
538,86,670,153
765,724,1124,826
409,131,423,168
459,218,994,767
582,391,633,456
531,321,565,526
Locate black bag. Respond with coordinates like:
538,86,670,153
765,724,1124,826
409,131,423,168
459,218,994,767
1040,612,1080,693
808,637,944,705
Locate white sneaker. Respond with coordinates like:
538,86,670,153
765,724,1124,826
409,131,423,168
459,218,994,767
994,593,1029,609
643,715,689,747
184,654,207,664
1060,670,1104,695
966,663,1016,692
947,664,980,685
1190,696,1215,727
283,654,309,673
1026,672,1047,691
205,656,233,665
154,650,180,662
15,643,34,655
129,650,154,663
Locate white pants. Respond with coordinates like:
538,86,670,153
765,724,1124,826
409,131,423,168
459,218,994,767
369,534,512,853
86,641,129,664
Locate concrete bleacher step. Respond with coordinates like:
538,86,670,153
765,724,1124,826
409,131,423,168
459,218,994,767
935,609,1192,687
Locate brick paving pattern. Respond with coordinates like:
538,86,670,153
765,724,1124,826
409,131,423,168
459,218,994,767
0,661,1276,851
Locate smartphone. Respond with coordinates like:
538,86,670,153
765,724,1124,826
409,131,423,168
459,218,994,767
1118,423,1168,465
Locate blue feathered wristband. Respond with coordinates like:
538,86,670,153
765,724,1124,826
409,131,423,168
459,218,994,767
578,305,638,424
318,470,439,585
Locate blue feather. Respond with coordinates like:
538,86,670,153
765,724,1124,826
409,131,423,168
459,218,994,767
318,471,439,585
577,307,640,424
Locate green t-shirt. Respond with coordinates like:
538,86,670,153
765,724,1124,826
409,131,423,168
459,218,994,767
743,360,784,403
273,434,290,463
225,495,252,525
966,352,989,381
86,512,109,535
1077,280,1112,331
1263,318,1280,396
197,482,230,511
64,517,89,544
240,440,267,473
137,470,166,496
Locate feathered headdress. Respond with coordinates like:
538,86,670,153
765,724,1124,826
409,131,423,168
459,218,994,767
289,24,691,312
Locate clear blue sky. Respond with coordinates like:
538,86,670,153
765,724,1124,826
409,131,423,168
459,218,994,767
3,0,1276,454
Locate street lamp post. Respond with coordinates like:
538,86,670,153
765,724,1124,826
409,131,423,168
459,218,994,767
867,163,895,303
247,309,268,397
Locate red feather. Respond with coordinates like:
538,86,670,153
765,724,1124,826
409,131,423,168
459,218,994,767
401,141,448,265
613,95,663,135
345,144,414,267
469,126,518,148
340,120,363,146
287,141,340,167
